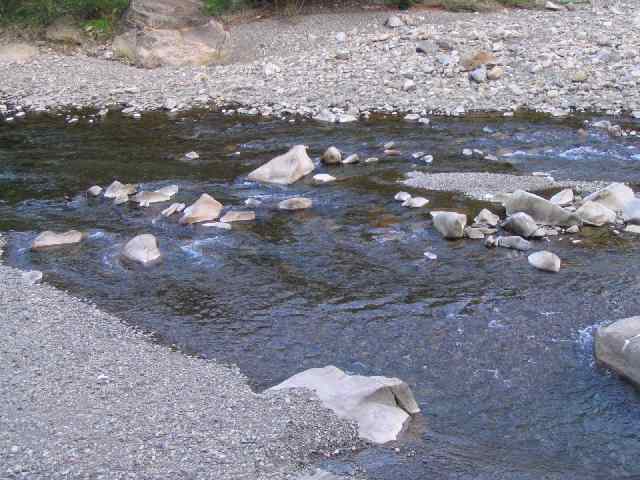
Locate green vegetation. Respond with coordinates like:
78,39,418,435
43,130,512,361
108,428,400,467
0,0,129,26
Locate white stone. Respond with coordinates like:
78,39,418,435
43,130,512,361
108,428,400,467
32,230,83,250
474,208,500,227
550,188,574,206
278,197,313,210
595,316,640,388
87,185,103,196
505,190,580,226
220,210,255,222
402,197,429,208
180,193,223,224
104,180,137,199
202,221,232,230
502,212,539,238
431,211,467,239
161,202,186,217
248,145,314,185
394,192,412,202
528,251,561,273
22,270,43,285
576,201,616,227
122,234,161,265
321,146,342,165
342,154,359,164
583,183,635,212
313,174,336,184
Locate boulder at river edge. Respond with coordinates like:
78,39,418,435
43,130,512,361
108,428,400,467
122,234,161,265
268,366,420,444
248,145,314,185
576,201,616,227
180,193,223,224
431,211,467,239
321,146,342,165
583,183,635,212
505,190,580,227
502,212,539,238
32,230,83,250
595,316,640,388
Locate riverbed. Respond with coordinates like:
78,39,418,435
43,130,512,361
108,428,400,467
1,110,640,479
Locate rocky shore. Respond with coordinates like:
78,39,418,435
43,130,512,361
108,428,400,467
0,240,360,479
2,2,640,118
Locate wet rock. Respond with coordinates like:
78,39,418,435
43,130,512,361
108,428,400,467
595,316,640,388
313,174,336,184
550,188,574,206
474,208,500,227
122,234,161,265
32,230,83,250
220,210,255,222
622,198,640,224
22,270,43,285
342,154,359,164
183,151,200,161
248,145,314,185
583,183,635,212
155,185,179,197
464,227,485,240
424,251,438,260
402,197,429,208
104,180,137,199
321,146,342,165
161,202,186,217
268,365,420,444
131,190,172,206
528,251,561,273
502,212,539,238
202,221,232,230
505,190,580,227
179,193,223,224
576,201,616,226
278,197,313,211
431,211,467,239
0,43,39,64
394,192,412,202
113,20,230,68
485,235,531,251
87,185,103,197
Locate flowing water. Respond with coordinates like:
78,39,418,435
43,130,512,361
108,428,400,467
1,110,640,479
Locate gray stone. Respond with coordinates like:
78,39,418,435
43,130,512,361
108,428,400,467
248,145,314,185
87,185,103,197
474,208,500,227
550,188,574,206
622,198,640,224
385,15,404,28
576,201,616,226
32,230,83,250
505,190,580,227
342,154,359,164
268,365,420,444
278,197,313,211
431,211,467,239
470,66,487,83
22,270,43,285
595,316,640,388
104,181,137,199
313,174,336,184
583,183,635,212
502,212,539,238
179,193,223,224
394,192,412,202
161,202,186,217
485,235,531,251
528,251,561,273
402,197,429,208
321,146,342,165
122,234,161,265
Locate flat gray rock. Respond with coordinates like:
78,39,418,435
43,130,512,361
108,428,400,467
595,316,640,388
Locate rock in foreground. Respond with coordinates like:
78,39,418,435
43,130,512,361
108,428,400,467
32,230,83,250
528,251,561,273
180,193,223,224
248,145,314,185
431,211,467,239
268,366,420,444
122,234,161,265
595,316,640,388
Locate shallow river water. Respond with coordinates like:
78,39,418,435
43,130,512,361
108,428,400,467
1,110,640,479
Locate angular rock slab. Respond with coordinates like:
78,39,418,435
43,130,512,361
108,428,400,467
321,146,342,165
248,145,314,185
502,212,539,238
583,183,635,212
474,208,500,227
576,201,616,227
505,190,580,227
268,366,420,444
104,180,137,199
595,316,640,388
180,193,223,224
32,230,83,250
122,234,161,265
431,211,467,239
550,188,574,206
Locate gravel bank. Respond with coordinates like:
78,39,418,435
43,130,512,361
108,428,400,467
403,172,607,200
2,3,640,117
0,248,359,479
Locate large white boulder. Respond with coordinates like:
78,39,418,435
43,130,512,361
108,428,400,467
583,183,635,212
549,188,574,206
528,251,561,273
321,146,342,165
505,190,580,226
32,230,83,250
179,193,223,224
431,211,467,239
622,198,640,224
595,316,640,388
268,366,420,444
474,208,500,227
576,201,616,227
122,234,161,265
248,145,314,185
502,212,539,238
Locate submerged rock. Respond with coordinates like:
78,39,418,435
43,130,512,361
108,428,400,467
474,208,500,227
502,212,539,238
248,145,314,185
321,146,342,165
595,316,640,388
505,190,580,227
155,184,179,197
268,365,420,444
278,197,313,211
528,251,561,273
431,211,467,239
131,191,172,206
485,235,531,251
179,193,223,224
550,188,574,206
220,210,255,222
104,180,137,199
576,201,616,227
583,183,635,212
342,154,359,164
32,230,83,250
202,221,232,230
313,174,337,184
122,234,161,265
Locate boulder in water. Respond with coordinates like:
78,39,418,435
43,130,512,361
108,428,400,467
576,201,616,227
528,251,561,272
278,197,313,211
402,197,429,208
431,211,467,239
220,210,256,222
474,208,500,227
595,316,640,388
550,188,574,206
505,190,580,227
161,202,186,217
485,235,531,251
321,146,342,165
122,234,161,265
32,230,83,250
313,174,337,184
179,193,223,224
104,180,137,199
583,183,634,212
622,198,640,224
268,365,420,444
502,212,539,238
87,185,103,197
394,192,412,202
248,145,314,185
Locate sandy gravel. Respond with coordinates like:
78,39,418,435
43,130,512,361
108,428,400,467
1,3,640,118
0,251,359,480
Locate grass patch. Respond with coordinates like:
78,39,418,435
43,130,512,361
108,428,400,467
0,0,129,26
